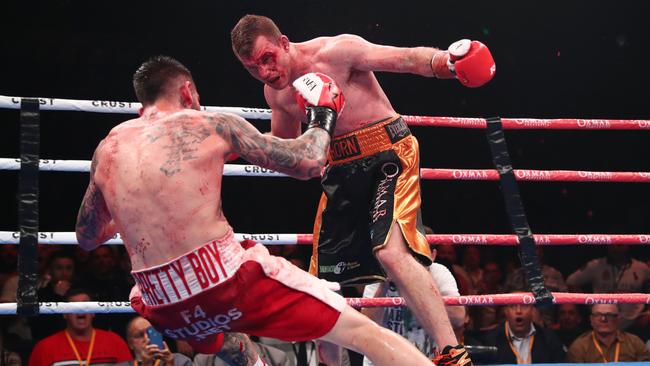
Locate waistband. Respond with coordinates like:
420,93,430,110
131,229,245,306
327,116,411,165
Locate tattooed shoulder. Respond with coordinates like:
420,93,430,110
205,113,245,139
153,113,214,177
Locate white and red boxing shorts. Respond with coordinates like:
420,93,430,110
129,228,346,354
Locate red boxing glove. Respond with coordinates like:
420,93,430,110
292,72,344,136
447,39,496,88
293,72,345,114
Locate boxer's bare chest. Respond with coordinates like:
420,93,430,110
274,65,395,134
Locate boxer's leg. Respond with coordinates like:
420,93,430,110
319,304,432,366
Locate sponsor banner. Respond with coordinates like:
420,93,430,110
225,165,287,177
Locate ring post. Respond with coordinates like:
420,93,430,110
17,98,40,316
485,116,554,307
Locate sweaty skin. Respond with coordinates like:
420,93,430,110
238,34,453,138
76,105,329,270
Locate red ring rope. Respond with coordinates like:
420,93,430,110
421,168,650,183
294,234,650,246
350,292,650,308
403,115,650,130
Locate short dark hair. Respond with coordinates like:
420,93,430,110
231,14,282,58
47,249,76,268
132,55,194,106
64,287,94,301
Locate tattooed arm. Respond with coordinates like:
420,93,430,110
210,112,330,180
75,143,117,250
216,333,261,366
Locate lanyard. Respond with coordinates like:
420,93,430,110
505,323,534,364
591,331,620,363
65,330,96,366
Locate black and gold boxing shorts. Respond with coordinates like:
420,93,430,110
309,116,432,286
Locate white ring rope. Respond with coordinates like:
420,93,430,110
0,95,271,120
2,158,650,183
0,232,297,245
0,301,135,315
0,158,288,176
2,232,649,246
0,158,91,172
1,293,648,315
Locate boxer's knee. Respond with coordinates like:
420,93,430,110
375,224,411,269
375,245,400,271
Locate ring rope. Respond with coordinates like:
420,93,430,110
1,159,649,183
0,95,271,120
1,231,649,246
0,293,647,315
0,232,299,245
2,95,650,130
0,159,286,176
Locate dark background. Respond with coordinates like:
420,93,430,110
1,0,649,274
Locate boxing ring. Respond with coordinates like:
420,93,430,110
1,94,649,365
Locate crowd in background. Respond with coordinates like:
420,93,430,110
1,238,649,365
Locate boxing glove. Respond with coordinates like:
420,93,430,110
447,39,495,88
292,72,345,136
